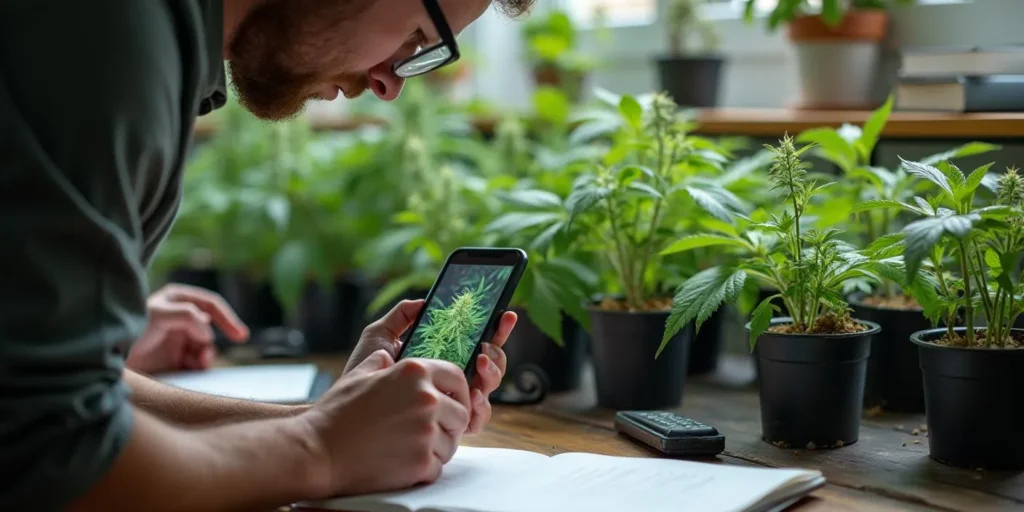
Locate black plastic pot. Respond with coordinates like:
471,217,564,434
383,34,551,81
912,327,1024,470
332,273,374,351
589,306,692,410
219,273,284,329
503,308,588,393
297,282,340,354
655,56,724,108
166,268,222,292
750,317,877,449
850,296,930,413
688,307,725,375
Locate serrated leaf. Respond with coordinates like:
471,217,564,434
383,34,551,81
685,186,736,222
658,268,746,357
921,142,1002,166
964,163,995,196
749,297,778,351
485,212,562,234
913,196,936,215
901,158,954,200
698,217,739,236
618,165,642,185
500,189,563,209
849,199,925,215
866,232,906,259
527,268,565,346
566,182,610,218
661,234,750,255
937,161,967,197
627,181,663,199
797,127,856,172
903,213,979,280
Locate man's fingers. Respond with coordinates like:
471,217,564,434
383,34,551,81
425,360,472,415
155,303,214,343
435,392,471,444
347,349,395,377
466,388,490,435
481,343,507,377
489,311,517,349
369,299,424,340
164,284,249,342
472,353,504,397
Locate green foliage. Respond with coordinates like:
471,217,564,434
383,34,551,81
520,9,596,73
665,0,720,55
407,285,490,366
859,157,1024,348
743,0,916,32
566,92,750,311
659,134,880,356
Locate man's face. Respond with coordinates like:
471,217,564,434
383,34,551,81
227,0,489,120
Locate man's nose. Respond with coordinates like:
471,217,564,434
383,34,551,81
368,61,406,101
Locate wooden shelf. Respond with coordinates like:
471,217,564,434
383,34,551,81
194,109,1024,140
692,109,1024,140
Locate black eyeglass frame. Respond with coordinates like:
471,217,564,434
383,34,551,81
392,0,461,78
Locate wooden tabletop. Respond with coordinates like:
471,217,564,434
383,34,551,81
194,109,1024,140
291,355,1024,511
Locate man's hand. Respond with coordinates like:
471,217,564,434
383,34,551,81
126,283,250,374
344,299,515,435
302,351,471,497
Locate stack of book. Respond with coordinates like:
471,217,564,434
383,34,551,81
894,44,1024,112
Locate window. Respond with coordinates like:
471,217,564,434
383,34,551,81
561,0,657,27
704,0,962,20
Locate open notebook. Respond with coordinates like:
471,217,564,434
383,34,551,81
156,364,331,404
297,446,825,512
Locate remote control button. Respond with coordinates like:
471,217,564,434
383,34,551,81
631,411,717,437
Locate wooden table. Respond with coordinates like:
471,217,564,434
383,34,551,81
293,355,1023,511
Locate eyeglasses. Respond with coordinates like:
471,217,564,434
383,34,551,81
392,0,461,78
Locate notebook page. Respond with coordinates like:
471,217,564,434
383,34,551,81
302,447,549,512
499,452,822,512
156,364,317,403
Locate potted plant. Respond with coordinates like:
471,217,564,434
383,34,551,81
742,0,915,109
565,92,746,409
521,9,597,103
860,161,1024,469
798,96,1001,411
656,0,724,108
660,134,882,449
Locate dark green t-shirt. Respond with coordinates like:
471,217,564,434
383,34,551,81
0,1,226,507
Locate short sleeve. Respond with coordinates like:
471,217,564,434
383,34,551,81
0,1,195,508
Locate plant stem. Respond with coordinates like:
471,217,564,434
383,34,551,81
959,240,977,347
972,244,994,320
605,196,635,308
931,254,956,340
992,288,1004,348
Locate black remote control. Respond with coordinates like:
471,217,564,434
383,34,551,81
614,411,725,457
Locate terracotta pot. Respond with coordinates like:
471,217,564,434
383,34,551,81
788,9,889,42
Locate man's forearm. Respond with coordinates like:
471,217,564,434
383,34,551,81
125,369,310,426
71,407,328,512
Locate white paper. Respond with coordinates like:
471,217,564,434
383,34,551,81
156,364,318,403
301,446,822,512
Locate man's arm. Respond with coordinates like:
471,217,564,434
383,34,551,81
125,369,310,425
71,406,325,512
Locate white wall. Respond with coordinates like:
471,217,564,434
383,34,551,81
469,0,1024,110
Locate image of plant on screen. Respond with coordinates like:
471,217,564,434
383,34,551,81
404,264,514,368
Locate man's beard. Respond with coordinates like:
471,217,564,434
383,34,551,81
226,0,370,120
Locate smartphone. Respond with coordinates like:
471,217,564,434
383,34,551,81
396,247,528,381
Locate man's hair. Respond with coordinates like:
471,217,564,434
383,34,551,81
494,0,535,17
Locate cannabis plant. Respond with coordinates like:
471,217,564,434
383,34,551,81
407,284,490,365
565,92,748,311
856,161,1024,348
796,96,1001,301
659,135,880,356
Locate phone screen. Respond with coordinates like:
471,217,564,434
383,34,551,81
401,263,516,370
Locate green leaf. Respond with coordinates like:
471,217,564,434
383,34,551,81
566,183,610,219
393,210,423,225
937,161,967,197
366,270,436,315
865,232,906,259
533,87,570,125
913,196,936,216
821,0,842,26
526,269,565,346
797,128,856,171
658,267,746,358
627,181,663,199
985,248,1002,272
661,234,749,256
485,212,562,235
266,195,290,231
618,166,642,185
964,163,995,196
921,142,1002,166
500,190,563,209
530,221,565,252
698,217,739,237
685,186,735,222
749,297,778,351
619,95,643,129
901,158,955,200
903,213,979,280
858,94,893,161
849,199,926,216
